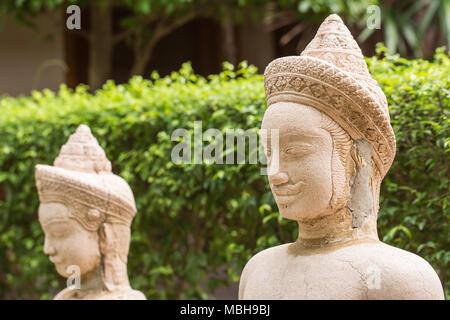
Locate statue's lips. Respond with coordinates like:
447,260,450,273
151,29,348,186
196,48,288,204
272,181,304,205
274,193,300,205
49,256,63,264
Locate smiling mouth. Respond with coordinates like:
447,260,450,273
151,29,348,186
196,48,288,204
272,181,304,205
49,256,62,264
274,193,300,205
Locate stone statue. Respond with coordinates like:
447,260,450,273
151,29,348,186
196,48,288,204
35,125,146,300
239,14,444,300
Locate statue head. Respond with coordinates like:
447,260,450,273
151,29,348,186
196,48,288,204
262,14,396,236
35,125,137,292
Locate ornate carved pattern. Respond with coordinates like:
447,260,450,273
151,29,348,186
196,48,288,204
264,14,396,177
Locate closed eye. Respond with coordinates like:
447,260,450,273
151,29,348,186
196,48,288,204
285,147,294,154
51,231,66,238
283,143,313,156
43,222,70,238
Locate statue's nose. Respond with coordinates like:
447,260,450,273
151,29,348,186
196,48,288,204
44,238,56,255
269,172,289,185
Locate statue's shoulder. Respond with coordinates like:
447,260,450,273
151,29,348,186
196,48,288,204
102,289,147,300
54,288,146,300
239,244,291,299
53,287,76,300
124,290,146,300
367,242,444,299
243,243,291,272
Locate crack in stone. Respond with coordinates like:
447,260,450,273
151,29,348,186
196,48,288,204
336,258,369,299
304,263,309,299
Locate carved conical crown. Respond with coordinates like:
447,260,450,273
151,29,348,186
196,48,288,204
301,14,371,79
54,125,112,173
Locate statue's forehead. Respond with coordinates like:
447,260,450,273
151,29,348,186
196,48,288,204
38,202,71,226
262,102,326,138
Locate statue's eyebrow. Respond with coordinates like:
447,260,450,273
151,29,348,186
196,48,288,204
41,218,70,227
279,131,322,143
264,131,321,149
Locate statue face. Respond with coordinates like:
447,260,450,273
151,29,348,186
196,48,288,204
38,203,101,278
261,102,336,220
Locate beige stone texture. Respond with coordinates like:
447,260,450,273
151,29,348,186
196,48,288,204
35,125,146,300
239,14,444,300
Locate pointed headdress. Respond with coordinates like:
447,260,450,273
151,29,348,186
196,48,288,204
264,14,396,177
35,125,137,230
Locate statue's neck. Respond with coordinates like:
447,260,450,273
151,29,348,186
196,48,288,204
80,265,105,292
63,263,133,299
68,265,106,299
293,208,378,251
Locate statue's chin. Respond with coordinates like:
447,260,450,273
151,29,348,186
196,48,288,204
277,204,309,221
54,263,71,278
277,201,330,221
54,262,89,278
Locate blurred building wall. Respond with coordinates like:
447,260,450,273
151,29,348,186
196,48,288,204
0,11,64,96
238,22,276,74
0,10,276,97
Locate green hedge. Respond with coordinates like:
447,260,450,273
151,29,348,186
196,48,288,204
0,46,448,299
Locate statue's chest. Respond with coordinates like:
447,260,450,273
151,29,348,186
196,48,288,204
242,255,372,300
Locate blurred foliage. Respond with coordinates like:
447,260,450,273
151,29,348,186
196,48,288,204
0,47,449,299
1,0,448,59
268,0,449,58
358,0,450,57
277,0,374,17
262,0,375,51
0,0,74,29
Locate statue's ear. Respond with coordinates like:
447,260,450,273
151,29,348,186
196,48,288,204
350,142,365,171
98,222,113,256
330,145,348,210
98,222,131,291
98,222,118,290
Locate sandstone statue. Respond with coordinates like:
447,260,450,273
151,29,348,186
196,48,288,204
35,125,146,300
239,14,444,300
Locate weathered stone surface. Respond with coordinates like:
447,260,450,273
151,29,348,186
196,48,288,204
239,14,444,300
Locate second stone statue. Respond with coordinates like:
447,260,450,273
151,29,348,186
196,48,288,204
35,125,146,300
